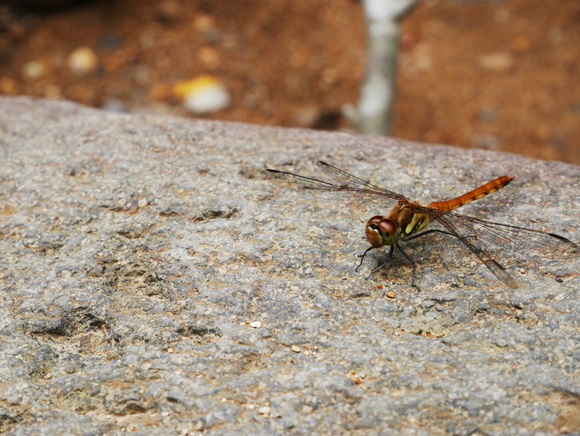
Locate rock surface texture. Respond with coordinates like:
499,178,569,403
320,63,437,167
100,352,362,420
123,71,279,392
1,97,579,435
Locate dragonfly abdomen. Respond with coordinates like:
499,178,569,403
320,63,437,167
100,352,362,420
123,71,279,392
428,175,513,212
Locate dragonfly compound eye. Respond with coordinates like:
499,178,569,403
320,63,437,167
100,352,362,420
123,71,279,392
366,217,384,247
365,216,398,247
379,219,396,236
367,215,383,226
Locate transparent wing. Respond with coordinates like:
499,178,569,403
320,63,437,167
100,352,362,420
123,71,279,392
440,212,580,259
435,214,519,288
265,161,410,202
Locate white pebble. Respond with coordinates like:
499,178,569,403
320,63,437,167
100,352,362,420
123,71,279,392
67,46,99,75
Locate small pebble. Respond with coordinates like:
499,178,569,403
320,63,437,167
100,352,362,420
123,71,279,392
258,406,271,416
478,52,512,72
291,345,301,353
348,370,364,384
174,75,230,114
0,77,18,94
67,46,99,75
22,61,45,80
197,46,220,68
158,0,180,22
193,14,216,32
249,321,261,328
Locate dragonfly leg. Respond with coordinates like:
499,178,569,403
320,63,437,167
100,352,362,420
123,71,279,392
395,241,420,290
355,246,375,273
404,229,457,242
364,245,395,279
404,228,478,245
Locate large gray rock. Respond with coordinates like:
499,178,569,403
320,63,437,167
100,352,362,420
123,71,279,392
1,96,579,435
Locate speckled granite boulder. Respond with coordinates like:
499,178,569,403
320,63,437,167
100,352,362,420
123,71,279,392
1,96,579,435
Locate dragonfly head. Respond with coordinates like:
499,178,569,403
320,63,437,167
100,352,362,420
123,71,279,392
366,216,398,247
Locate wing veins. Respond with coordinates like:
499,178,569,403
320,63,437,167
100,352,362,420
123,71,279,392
435,215,518,288
445,212,580,259
266,164,410,202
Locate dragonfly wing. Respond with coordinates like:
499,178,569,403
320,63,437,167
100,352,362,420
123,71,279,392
317,161,410,201
436,215,519,288
265,168,339,190
265,162,411,202
443,212,580,259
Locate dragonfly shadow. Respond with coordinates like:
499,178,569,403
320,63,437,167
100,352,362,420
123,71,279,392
361,231,505,289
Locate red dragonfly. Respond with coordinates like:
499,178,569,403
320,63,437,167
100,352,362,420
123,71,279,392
266,161,579,288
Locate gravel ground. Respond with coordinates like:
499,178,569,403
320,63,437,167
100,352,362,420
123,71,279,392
0,96,579,435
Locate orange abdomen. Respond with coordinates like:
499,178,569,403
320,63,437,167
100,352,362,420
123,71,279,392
428,175,513,212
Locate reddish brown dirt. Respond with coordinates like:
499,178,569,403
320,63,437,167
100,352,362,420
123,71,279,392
1,0,579,164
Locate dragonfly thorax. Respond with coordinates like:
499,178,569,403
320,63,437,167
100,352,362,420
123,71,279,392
387,202,432,238
366,215,398,247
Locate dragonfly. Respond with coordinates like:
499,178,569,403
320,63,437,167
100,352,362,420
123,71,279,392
266,161,580,288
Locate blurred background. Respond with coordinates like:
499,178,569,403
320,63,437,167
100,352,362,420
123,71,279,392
0,0,579,164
